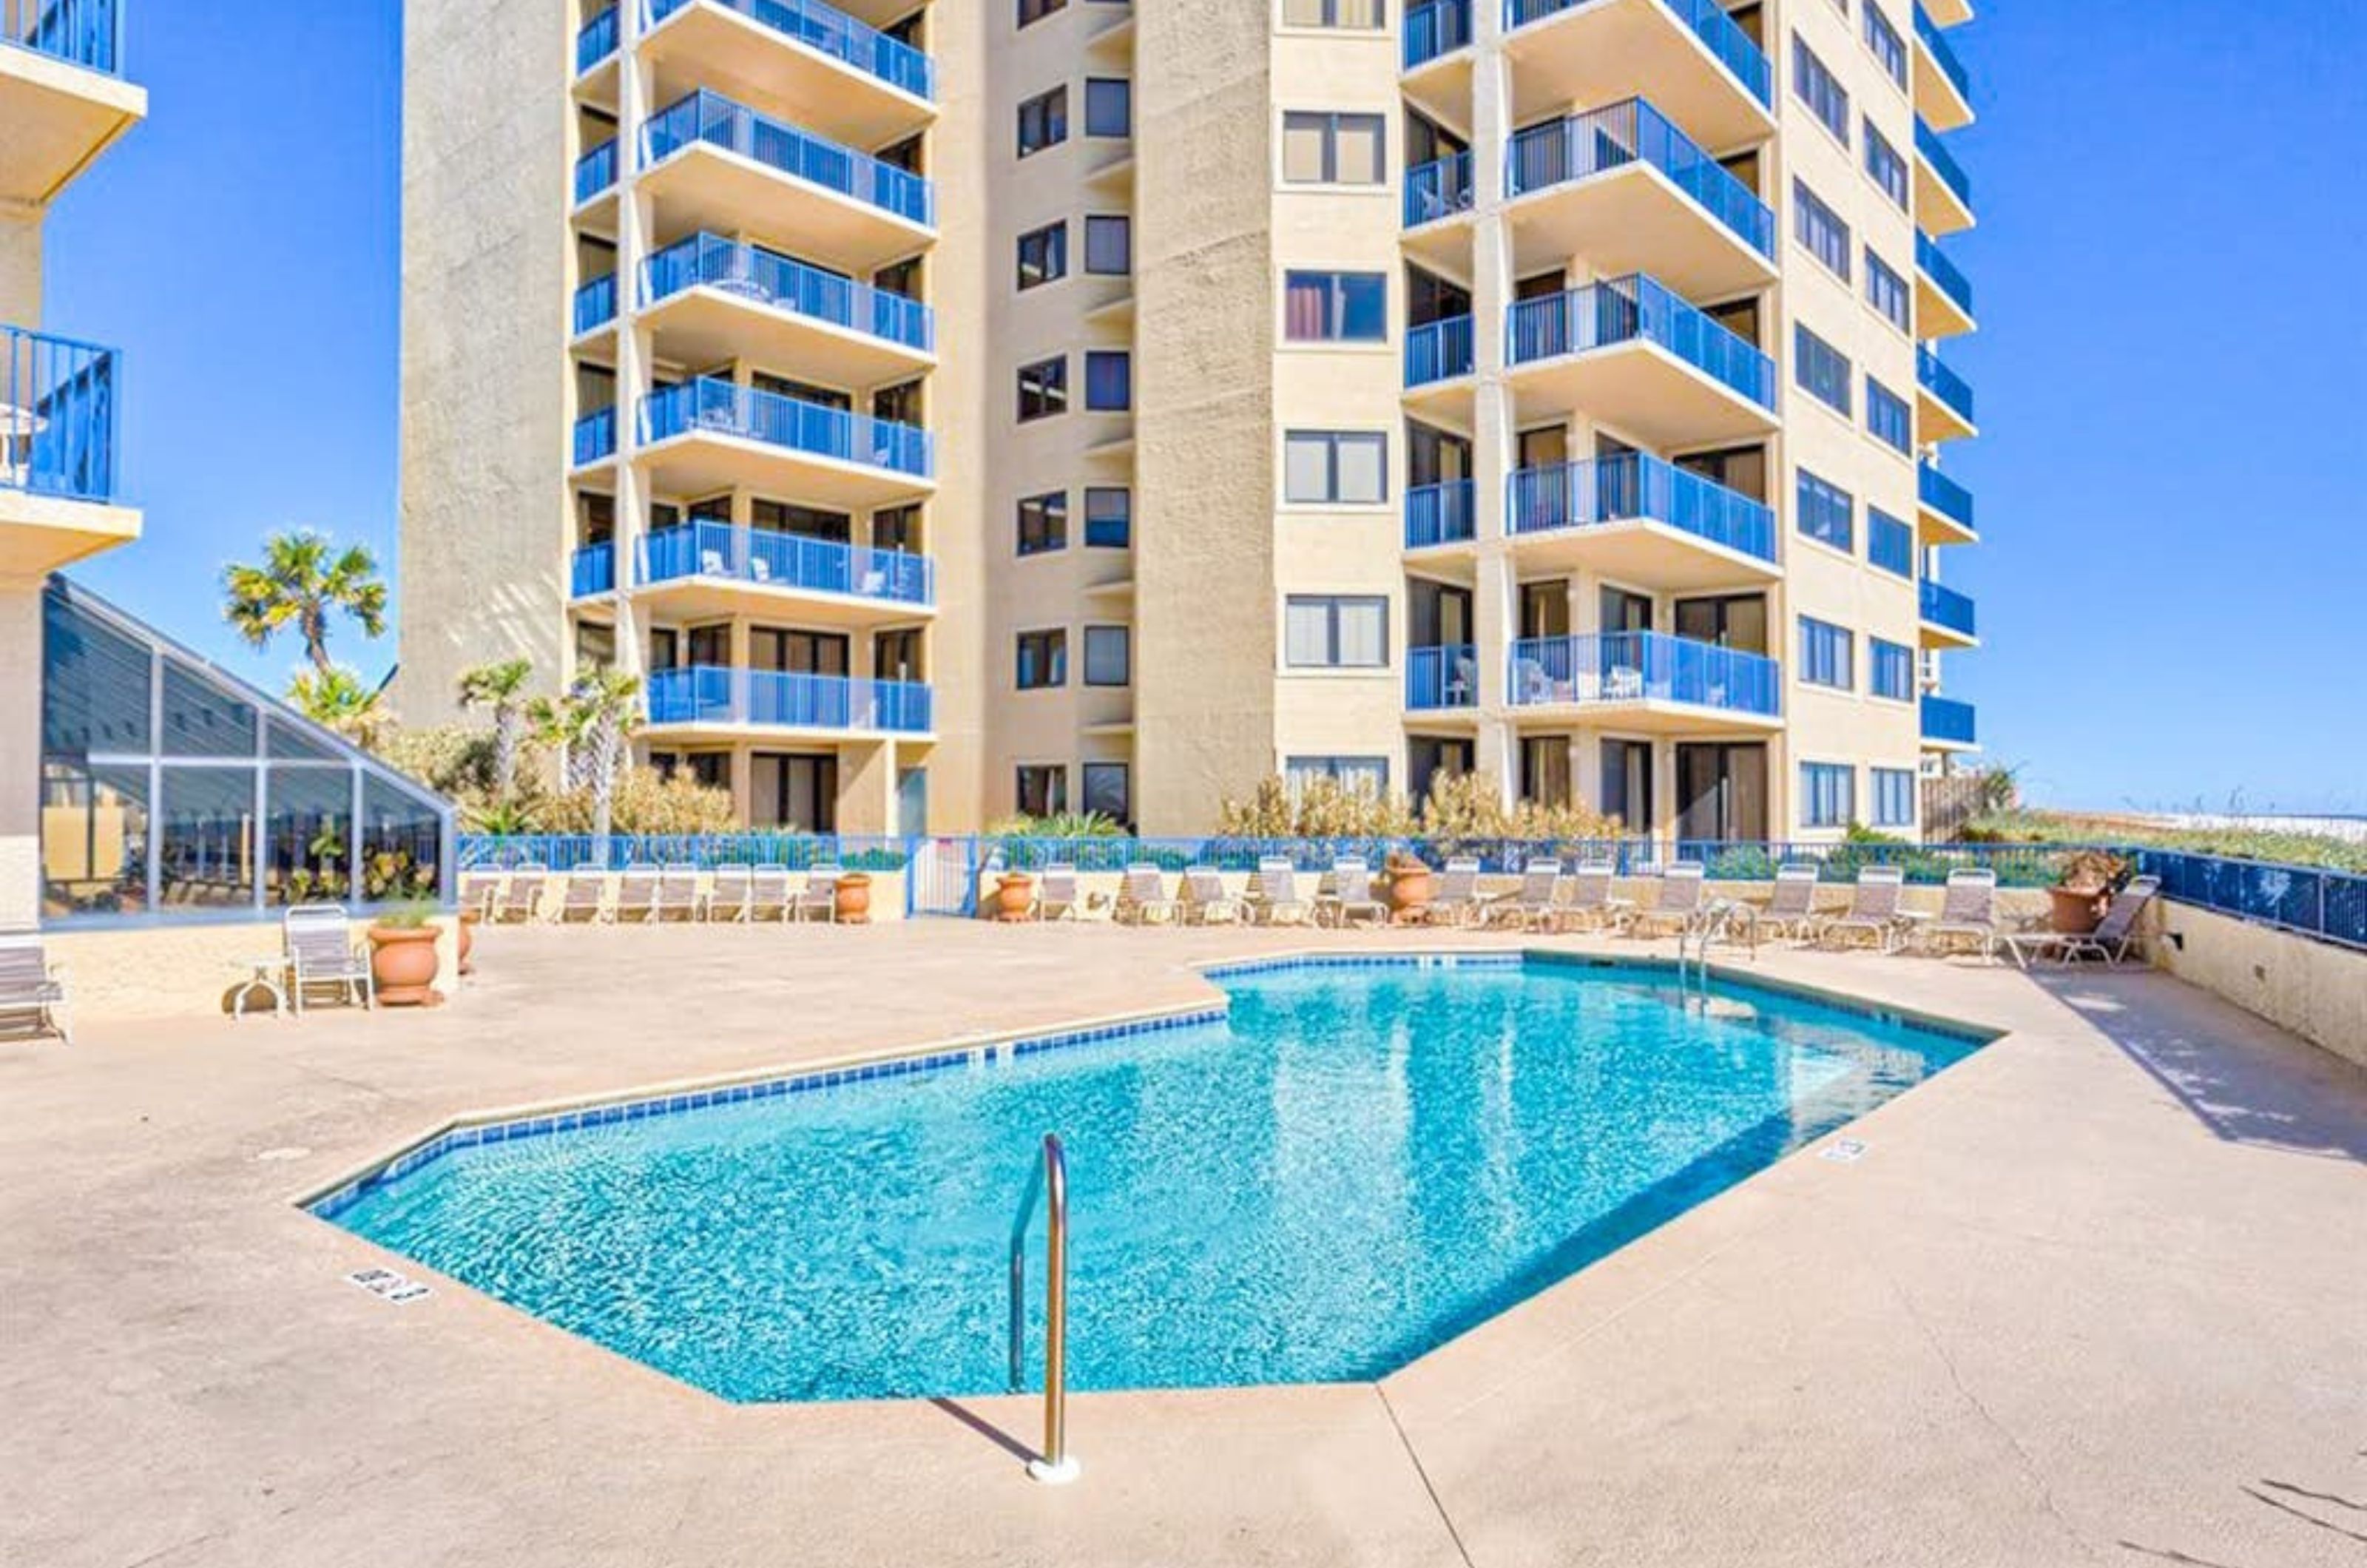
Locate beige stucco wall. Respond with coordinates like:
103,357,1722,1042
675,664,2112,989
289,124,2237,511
49,917,464,1022
2155,903,2367,1071
0,581,43,930
0,208,41,325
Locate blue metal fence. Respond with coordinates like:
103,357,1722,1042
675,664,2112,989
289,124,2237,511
639,376,933,479
0,325,118,504
2135,851,2367,951
573,274,618,336
1508,274,1776,410
1505,0,1769,107
643,89,934,227
1915,229,1973,317
575,6,618,72
1919,578,1976,638
2,0,118,72
1509,631,1781,717
641,232,934,351
1405,315,1475,387
1507,451,1775,562
648,0,934,101
1405,152,1473,228
1916,117,1972,206
575,139,618,205
646,666,933,733
1918,459,1975,533
1918,344,1976,425
1405,479,1475,548
1912,0,1971,103
573,407,618,466
570,541,616,598
1921,694,1976,746
638,518,933,605
1506,98,1775,260
1402,0,1470,67
1406,645,1477,710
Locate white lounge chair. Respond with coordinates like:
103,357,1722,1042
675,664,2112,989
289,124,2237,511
747,865,794,922
654,863,702,922
1422,856,1485,927
2005,875,2161,968
284,905,373,1015
1554,859,1627,933
794,864,842,923
1618,862,1706,939
556,869,608,923
1318,858,1388,928
1114,865,1178,926
1035,865,1081,922
1181,866,1244,925
493,865,547,923
609,863,661,923
0,931,71,1044
1817,866,1907,952
1251,858,1311,925
1920,868,2000,961
1751,863,1825,944
1485,862,1562,929
459,870,502,919
705,864,752,922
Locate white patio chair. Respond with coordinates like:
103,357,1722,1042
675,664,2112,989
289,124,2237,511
284,905,372,1015
0,931,72,1044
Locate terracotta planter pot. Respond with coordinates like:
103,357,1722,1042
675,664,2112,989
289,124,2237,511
368,924,443,1007
2049,885,2109,935
835,872,874,924
1387,865,1434,921
994,873,1035,922
457,910,481,975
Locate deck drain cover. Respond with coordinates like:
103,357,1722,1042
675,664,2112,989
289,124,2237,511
346,1267,433,1305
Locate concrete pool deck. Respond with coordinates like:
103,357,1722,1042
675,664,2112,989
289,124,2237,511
1,920,2362,1567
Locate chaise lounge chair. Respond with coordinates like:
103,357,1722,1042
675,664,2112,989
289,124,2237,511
556,868,608,922
1485,862,1562,930
1318,858,1389,928
1618,862,1706,939
1553,859,1627,933
1114,865,1178,926
1816,866,1907,953
746,865,794,922
609,863,661,924
653,863,702,922
705,864,752,922
1034,865,1081,922
1919,868,2000,962
1180,866,1244,925
1251,858,1311,925
2004,875,2162,968
284,905,373,1015
0,931,72,1044
794,864,842,923
493,864,547,923
1422,856,1485,927
1750,863,1825,944
459,870,502,920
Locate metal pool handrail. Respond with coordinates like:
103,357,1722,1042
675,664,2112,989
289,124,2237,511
1008,1132,1078,1484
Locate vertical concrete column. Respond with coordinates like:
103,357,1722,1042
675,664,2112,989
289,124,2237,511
0,206,43,326
610,16,652,699
838,740,896,834
0,581,44,930
1468,9,1519,809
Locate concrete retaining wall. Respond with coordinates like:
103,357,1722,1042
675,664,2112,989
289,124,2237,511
2155,902,2367,1070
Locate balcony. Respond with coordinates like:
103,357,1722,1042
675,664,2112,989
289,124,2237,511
1919,578,1977,648
639,232,933,385
1917,344,1976,442
1405,315,1474,391
1405,479,1475,549
1911,1,1973,131
646,666,933,736
636,376,933,507
1506,274,1777,447
1505,98,1775,297
1922,694,1977,750
573,407,617,467
1402,0,1470,71
1503,0,1772,149
574,138,618,207
1509,630,1781,731
1408,645,1479,711
641,0,934,148
573,274,618,337
1507,451,1777,587
639,90,933,269
1,0,143,206
0,324,135,574
570,541,616,598
636,519,935,621
1917,459,1976,545
575,8,618,76
1914,117,1973,235
1914,230,1974,338
1404,151,1473,230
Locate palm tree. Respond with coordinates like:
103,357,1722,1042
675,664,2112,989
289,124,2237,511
457,658,535,802
530,668,643,851
288,665,390,749
222,530,389,673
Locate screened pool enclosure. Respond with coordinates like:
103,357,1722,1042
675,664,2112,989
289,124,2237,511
38,580,454,925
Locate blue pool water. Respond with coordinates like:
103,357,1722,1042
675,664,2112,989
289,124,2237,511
323,957,1985,1402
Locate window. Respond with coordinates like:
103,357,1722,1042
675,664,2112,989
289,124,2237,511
1084,486,1131,547
1871,637,1915,700
1016,220,1067,289
1798,616,1855,690
1871,767,1917,828
1869,506,1914,577
1016,355,1067,419
1865,2,1906,87
1797,467,1854,550
872,502,921,553
1286,755,1389,794
1084,214,1131,274
1800,762,1856,828
1084,78,1131,137
1865,122,1908,208
1017,87,1067,157
1865,249,1910,331
1017,491,1067,555
1081,762,1131,823
1016,629,1067,689
1794,322,1852,415
1084,350,1131,410
1280,0,1382,27
1018,0,1065,26
1792,36,1850,144
1793,180,1851,280
1016,764,1067,816
1283,269,1387,342
1280,112,1385,186
1083,625,1131,686
1284,595,1388,668
1867,376,1912,453
1283,430,1388,504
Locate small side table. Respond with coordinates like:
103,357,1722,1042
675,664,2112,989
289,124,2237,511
232,957,290,1020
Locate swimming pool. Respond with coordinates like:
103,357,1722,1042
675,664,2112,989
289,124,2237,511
318,956,1988,1402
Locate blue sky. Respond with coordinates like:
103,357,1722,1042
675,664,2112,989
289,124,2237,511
44,0,2367,814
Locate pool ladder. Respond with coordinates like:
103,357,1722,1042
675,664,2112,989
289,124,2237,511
1675,899,1757,996
1008,1132,1079,1484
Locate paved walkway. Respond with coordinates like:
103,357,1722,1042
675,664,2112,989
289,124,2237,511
2,920,2363,1567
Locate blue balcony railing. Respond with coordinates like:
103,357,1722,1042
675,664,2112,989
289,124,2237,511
1405,315,1475,387
639,376,933,479
1918,460,1974,532
1510,631,1780,717
638,518,934,606
1507,98,1775,260
1507,274,1776,410
643,89,933,227
573,407,617,466
1408,645,1478,711
1919,578,1976,638
1922,694,1976,746
1507,452,1775,563
2,0,119,73
641,232,933,352
1405,479,1475,548
571,542,617,598
647,0,935,101
1915,117,1971,207
1917,344,1975,425
1914,230,1973,317
647,666,933,733
0,325,118,504
1505,0,1769,107
575,139,618,205
576,7,618,72
1912,1,1971,104
1405,152,1473,228
573,274,618,335
1402,0,1470,68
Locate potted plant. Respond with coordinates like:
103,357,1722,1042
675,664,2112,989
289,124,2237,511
835,870,874,924
1385,851,1434,923
367,902,445,1007
2048,849,2127,935
993,871,1036,922
456,906,482,976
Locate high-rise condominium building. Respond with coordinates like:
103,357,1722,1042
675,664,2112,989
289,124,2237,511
398,0,1980,839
